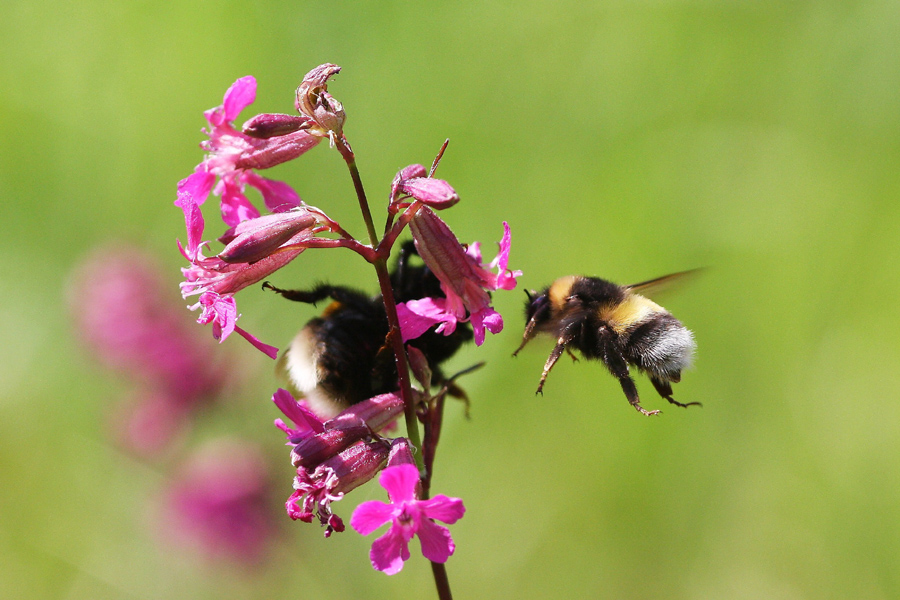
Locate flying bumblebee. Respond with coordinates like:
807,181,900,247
263,242,473,418
514,272,699,416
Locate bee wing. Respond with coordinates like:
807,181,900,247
625,269,702,297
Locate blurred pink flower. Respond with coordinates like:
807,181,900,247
159,439,279,565
68,244,234,454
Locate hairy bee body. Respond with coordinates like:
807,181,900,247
268,243,472,418
516,274,697,416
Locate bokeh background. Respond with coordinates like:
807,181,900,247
3,1,899,598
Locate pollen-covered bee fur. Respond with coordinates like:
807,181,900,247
513,272,699,416
264,242,473,419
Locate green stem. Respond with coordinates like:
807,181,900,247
335,136,379,247
336,136,425,473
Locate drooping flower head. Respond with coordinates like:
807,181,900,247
294,63,346,144
351,464,465,575
398,209,521,345
175,70,348,356
287,437,393,537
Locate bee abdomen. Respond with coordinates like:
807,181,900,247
625,313,695,381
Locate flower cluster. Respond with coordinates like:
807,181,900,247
273,388,408,536
175,67,349,357
175,64,520,583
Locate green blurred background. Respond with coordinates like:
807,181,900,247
3,0,899,598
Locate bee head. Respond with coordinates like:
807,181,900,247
524,288,550,325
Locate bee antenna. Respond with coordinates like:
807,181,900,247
524,289,534,302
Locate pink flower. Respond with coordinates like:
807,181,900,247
158,439,279,565
68,244,234,455
175,174,330,357
287,438,392,536
272,388,325,444
350,464,465,575
399,210,521,345
198,75,318,227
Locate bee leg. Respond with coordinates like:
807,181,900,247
566,348,579,362
650,377,702,409
617,376,661,416
513,298,552,357
535,333,574,394
262,282,362,306
604,351,660,416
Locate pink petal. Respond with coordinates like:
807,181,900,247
223,76,257,122
397,177,459,209
220,177,261,227
233,326,279,359
350,500,396,536
416,519,455,564
466,241,483,263
379,464,420,504
272,388,325,434
370,526,410,575
177,171,215,207
492,222,521,290
396,298,457,342
469,307,503,346
421,495,466,524
175,172,215,259
242,171,302,212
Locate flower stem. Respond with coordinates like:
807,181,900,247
372,257,425,471
335,136,379,247
431,561,454,600
336,136,425,473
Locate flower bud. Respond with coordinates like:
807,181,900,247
325,392,404,433
387,437,417,468
396,177,459,209
406,346,433,390
410,208,486,300
217,210,318,264
242,113,312,139
323,438,391,495
290,425,371,469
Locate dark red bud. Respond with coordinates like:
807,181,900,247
242,113,312,139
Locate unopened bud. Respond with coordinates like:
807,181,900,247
321,438,391,495
242,113,312,139
396,177,459,209
218,210,318,264
325,392,405,433
291,425,370,469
